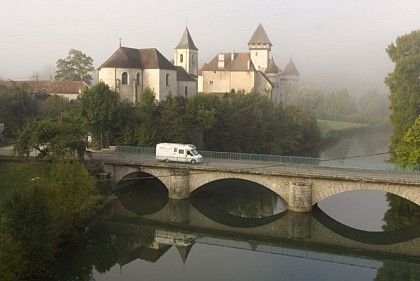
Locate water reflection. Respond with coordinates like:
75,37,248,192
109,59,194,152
42,179,420,281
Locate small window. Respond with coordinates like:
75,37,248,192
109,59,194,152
179,149,184,154
122,72,128,85
255,52,258,56
180,54,184,63
166,73,169,86
174,148,177,152
136,73,140,86
209,80,214,85
184,86,188,97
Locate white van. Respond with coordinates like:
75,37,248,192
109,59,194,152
155,143,203,164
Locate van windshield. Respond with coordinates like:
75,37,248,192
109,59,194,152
191,149,199,156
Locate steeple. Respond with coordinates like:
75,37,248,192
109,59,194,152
248,23,272,71
175,27,198,51
174,27,198,76
248,23,272,49
282,58,300,76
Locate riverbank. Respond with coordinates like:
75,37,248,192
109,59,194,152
0,159,110,280
318,119,392,148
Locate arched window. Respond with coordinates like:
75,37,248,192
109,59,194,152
136,73,140,86
166,73,169,86
122,72,128,85
180,54,184,63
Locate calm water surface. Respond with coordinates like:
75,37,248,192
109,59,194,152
45,129,420,280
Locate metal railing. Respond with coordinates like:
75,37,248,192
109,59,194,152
105,146,420,182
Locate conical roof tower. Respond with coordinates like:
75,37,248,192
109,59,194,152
174,27,198,76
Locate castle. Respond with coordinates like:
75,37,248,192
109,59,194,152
98,23,299,106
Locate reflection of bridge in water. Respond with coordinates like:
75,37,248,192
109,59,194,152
96,198,420,268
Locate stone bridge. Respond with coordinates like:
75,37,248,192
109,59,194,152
102,162,420,212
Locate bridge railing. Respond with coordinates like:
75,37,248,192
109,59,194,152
110,146,420,181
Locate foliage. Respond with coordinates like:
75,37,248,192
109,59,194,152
394,115,420,165
55,49,95,85
39,94,72,118
0,86,38,138
13,113,86,159
296,85,325,114
317,88,357,121
0,160,97,280
77,82,122,148
385,30,420,160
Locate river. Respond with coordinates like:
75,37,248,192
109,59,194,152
43,128,420,281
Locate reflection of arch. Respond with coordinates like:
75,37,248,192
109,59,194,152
190,179,287,228
191,198,287,228
312,205,420,245
116,172,168,215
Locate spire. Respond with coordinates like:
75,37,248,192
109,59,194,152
282,58,300,75
175,27,198,50
248,23,272,46
266,57,280,74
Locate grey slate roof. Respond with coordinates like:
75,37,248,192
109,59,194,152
175,27,198,50
282,58,300,75
266,57,280,74
98,47,177,70
201,52,256,72
248,23,272,46
175,66,196,82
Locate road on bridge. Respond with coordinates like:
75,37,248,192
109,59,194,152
91,150,420,185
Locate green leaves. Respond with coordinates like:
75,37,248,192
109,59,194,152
385,30,420,161
54,49,94,85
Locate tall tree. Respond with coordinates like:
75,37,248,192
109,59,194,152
55,49,95,85
385,30,420,160
77,83,122,148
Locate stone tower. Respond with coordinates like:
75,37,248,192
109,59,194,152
248,23,272,72
280,58,300,105
174,27,198,76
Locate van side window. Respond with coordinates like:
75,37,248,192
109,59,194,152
179,149,184,154
174,148,177,152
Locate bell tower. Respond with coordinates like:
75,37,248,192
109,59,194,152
174,27,198,76
248,23,272,72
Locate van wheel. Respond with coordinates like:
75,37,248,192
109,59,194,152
191,160,196,164
165,159,170,163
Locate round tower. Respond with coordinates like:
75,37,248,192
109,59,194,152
174,27,198,76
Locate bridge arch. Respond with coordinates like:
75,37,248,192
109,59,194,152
189,170,290,203
311,179,420,207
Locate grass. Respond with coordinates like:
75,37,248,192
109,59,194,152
317,119,369,139
0,160,51,199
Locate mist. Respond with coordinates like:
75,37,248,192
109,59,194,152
1,0,418,96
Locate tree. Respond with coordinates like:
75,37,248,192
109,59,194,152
385,30,420,160
395,115,420,165
296,85,325,114
14,114,86,159
77,83,122,148
55,49,95,85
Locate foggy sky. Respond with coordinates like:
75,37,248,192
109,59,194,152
1,0,419,95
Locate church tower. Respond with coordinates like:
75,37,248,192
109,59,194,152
248,23,272,72
174,27,198,76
